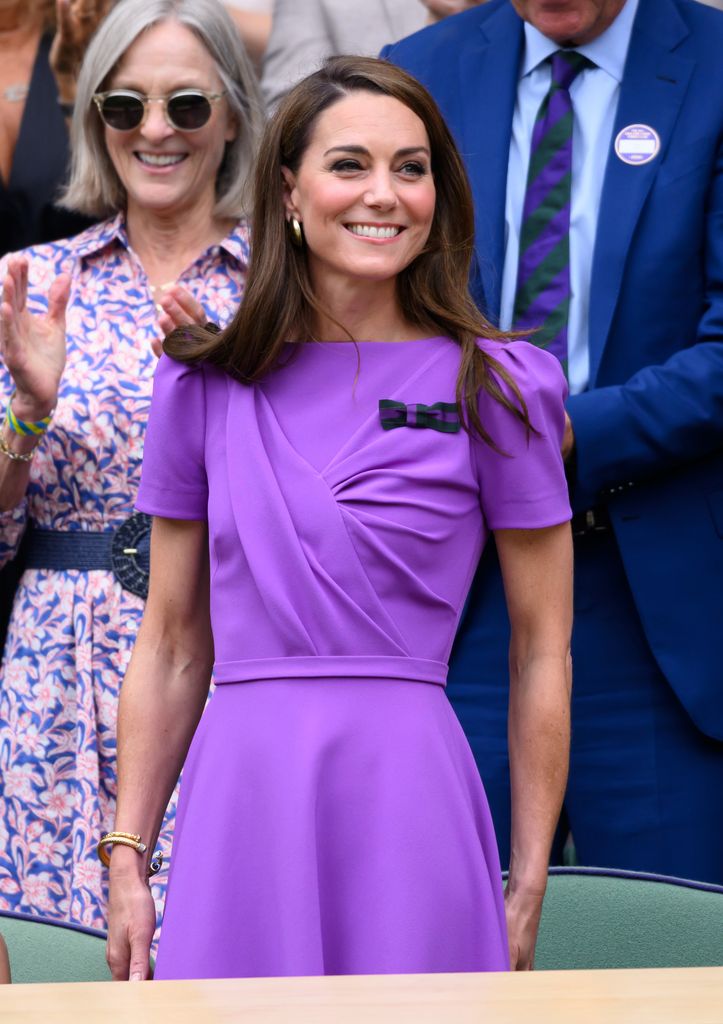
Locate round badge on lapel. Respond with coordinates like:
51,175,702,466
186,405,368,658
614,124,661,166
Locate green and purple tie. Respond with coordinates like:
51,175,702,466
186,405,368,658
513,50,593,372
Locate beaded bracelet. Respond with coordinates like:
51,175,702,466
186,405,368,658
5,393,53,436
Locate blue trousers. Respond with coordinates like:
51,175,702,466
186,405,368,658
447,530,723,885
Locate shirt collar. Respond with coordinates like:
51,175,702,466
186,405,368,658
218,218,251,269
67,212,251,270
67,212,128,258
520,0,640,84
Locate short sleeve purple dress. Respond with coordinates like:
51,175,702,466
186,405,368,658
136,336,571,979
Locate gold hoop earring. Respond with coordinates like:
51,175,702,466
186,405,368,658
289,216,303,248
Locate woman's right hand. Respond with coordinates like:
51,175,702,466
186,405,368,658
106,868,156,981
50,0,114,101
0,257,70,417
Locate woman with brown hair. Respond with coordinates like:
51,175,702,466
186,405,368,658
106,56,573,981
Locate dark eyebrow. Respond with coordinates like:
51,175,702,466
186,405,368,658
323,145,431,158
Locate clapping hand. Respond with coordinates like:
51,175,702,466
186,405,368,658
50,0,113,98
152,285,210,358
0,257,70,419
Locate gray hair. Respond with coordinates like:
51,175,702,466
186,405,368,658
62,0,265,218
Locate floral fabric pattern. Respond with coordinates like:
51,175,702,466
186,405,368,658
0,215,248,934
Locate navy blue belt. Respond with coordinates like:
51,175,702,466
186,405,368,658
25,512,152,599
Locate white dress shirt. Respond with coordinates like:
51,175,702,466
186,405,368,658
498,0,639,394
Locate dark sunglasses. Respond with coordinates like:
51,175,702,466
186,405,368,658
92,88,226,132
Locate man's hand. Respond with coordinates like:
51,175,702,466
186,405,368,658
562,411,575,462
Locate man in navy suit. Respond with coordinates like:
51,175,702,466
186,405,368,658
383,0,723,883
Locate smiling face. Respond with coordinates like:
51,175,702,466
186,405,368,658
510,0,627,45
282,91,436,292
103,19,236,220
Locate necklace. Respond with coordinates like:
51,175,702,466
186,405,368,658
2,83,29,102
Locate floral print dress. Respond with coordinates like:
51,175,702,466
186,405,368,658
0,215,248,932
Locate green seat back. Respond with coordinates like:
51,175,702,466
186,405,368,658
0,911,111,984
535,868,723,970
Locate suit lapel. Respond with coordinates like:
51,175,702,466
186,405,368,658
457,4,522,321
588,0,694,383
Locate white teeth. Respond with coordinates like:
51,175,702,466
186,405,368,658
347,224,401,239
137,153,186,167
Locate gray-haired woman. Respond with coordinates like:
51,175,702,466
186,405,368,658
0,0,262,932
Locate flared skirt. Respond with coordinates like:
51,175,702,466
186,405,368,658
154,676,509,979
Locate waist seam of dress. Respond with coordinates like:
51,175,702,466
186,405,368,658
213,654,448,687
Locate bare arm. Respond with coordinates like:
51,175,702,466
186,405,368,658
261,0,328,111
106,516,213,982
495,522,573,970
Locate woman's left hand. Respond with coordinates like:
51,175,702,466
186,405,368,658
156,285,208,336
150,285,209,357
504,884,545,970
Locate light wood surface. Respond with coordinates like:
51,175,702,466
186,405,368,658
1,967,722,1023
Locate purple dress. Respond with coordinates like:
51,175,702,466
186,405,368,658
136,336,571,979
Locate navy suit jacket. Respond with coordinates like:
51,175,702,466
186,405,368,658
383,0,723,740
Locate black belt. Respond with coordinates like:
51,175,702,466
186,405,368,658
571,505,611,538
24,512,152,599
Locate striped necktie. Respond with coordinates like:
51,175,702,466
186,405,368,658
513,50,593,372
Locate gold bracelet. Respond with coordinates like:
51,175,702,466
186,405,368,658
0,429,39,462
97,832,164,876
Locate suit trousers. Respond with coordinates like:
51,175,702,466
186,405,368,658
448,529,723,884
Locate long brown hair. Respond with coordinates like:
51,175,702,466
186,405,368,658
166,56,531,448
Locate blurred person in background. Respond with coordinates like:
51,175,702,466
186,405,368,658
0,0,262,931
262,1,483,111
421,0,486,19
223,0,272,69
0,0,97,258
261,0,486,111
